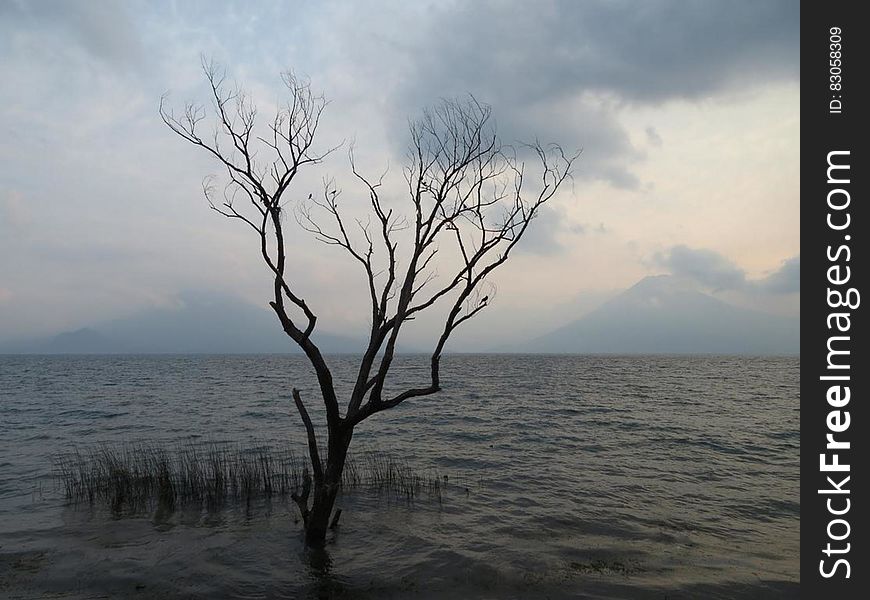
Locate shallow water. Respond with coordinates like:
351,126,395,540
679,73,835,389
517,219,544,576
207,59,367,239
0,354,799,598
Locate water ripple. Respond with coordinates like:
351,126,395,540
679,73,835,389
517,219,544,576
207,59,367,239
0,353,799,598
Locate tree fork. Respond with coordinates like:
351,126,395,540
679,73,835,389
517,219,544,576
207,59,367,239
292,387,352,545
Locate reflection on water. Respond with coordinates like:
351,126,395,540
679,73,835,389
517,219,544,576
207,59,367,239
0,354,799,598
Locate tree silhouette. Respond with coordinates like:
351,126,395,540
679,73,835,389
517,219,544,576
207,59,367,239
161,60,577,546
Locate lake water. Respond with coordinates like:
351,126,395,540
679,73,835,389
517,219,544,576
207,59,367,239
0,354,799,599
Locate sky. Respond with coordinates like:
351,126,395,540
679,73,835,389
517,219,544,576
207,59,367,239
0,0,800,350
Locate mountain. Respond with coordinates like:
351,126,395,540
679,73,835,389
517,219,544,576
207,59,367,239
525,275,799,355
1,279,800,355
0,292,364,354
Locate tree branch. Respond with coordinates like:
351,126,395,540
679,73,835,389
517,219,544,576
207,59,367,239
293,388,323,485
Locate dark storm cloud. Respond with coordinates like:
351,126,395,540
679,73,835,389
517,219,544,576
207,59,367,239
373,0,798,188
655,245,799,294
399,0,798,106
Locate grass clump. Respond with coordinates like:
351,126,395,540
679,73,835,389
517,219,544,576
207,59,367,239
55,441,445,515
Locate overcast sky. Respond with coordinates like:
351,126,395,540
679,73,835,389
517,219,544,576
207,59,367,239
0,0,799,349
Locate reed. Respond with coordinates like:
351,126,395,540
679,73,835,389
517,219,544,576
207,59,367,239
54,441,445,514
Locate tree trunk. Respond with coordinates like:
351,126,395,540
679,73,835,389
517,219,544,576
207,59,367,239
302,428,352,547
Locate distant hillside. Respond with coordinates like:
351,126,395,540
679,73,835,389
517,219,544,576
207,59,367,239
0,292,364,354
526,275,799,355
1,280,800,356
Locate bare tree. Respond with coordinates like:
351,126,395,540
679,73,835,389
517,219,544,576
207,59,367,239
161,61,577,546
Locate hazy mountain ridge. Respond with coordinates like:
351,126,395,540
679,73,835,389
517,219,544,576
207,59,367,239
525,275,799,355
0,293,363,354
1,277,799,355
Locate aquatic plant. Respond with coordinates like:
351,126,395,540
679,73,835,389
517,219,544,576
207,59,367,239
55,442,445,515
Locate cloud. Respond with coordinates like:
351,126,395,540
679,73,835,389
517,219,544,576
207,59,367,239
516,205,608,256
0,0,142,65
365,0,798,187
423,1,799,103
757,255,800,294
0,190,31,232
0,2,800,344
514,205,573,255
654,245,746,291
645,126,663,148
654,245,799,295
